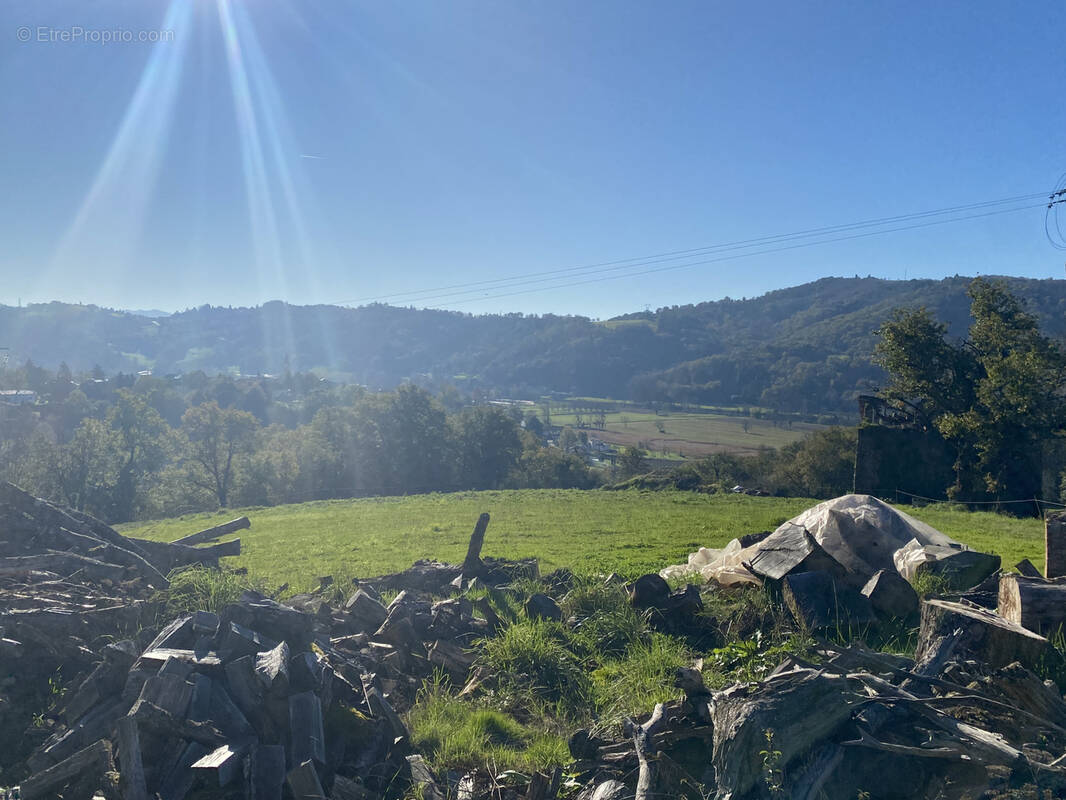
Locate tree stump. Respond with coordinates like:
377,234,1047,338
915,598,1051,673
998,573,1066,635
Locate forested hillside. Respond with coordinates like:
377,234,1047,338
4,276,1065,412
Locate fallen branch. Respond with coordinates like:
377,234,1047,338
622,703,669,800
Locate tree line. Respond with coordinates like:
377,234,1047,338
0,373,595,523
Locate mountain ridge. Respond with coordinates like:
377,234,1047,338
4,275,1065,413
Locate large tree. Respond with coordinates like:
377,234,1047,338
875,278,1066,501
182,401,259,507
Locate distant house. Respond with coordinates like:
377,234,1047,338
0,390,37,405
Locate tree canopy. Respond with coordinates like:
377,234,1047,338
875,278,1066,501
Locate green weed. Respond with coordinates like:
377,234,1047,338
161,565,264,615
590,633,691,733
407,674,569,774
477,620,592,715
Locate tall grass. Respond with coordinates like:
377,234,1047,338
161,566,264,616
406,674,569,774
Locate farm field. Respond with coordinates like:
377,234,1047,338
547,410,823,457
121,489,1045,593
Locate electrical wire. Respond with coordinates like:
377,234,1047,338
423,201,1046,309
335,191,1049,307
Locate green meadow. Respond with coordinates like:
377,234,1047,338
121,489,1045,593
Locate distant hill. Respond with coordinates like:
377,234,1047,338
3,276,1065,413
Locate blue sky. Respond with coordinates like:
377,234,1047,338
0,1,1064,318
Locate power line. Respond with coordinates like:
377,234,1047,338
424,201,1046,309
334,190,1049,308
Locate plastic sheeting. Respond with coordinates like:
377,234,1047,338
661,494,974,587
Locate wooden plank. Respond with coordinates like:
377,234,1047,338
139,647,224,670
171,516,250,546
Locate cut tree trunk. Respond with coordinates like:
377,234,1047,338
998,573,1066,635
915,598,1052,673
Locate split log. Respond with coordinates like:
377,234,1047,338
171,516,250,546
622,703,669,800
130,673,194,719
244,744,286,800
745,524,847,583
255,640,291,696
782,571,874,631
1015,558,1044,579
428,639,475,681
116,716,148,800
462,512,491,578
286,759,326,800
331,775,371,800
192,742,249,787
289,691,326,767
156,741,210,800
915,598,1052,673
344,590,388,632
861,568,919,618
998,573,1066,635
19,738,115,800
364,684,408,742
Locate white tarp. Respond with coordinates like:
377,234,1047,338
661,494,972,587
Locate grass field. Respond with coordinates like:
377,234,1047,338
121,489,1045,593
547,410,822,457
